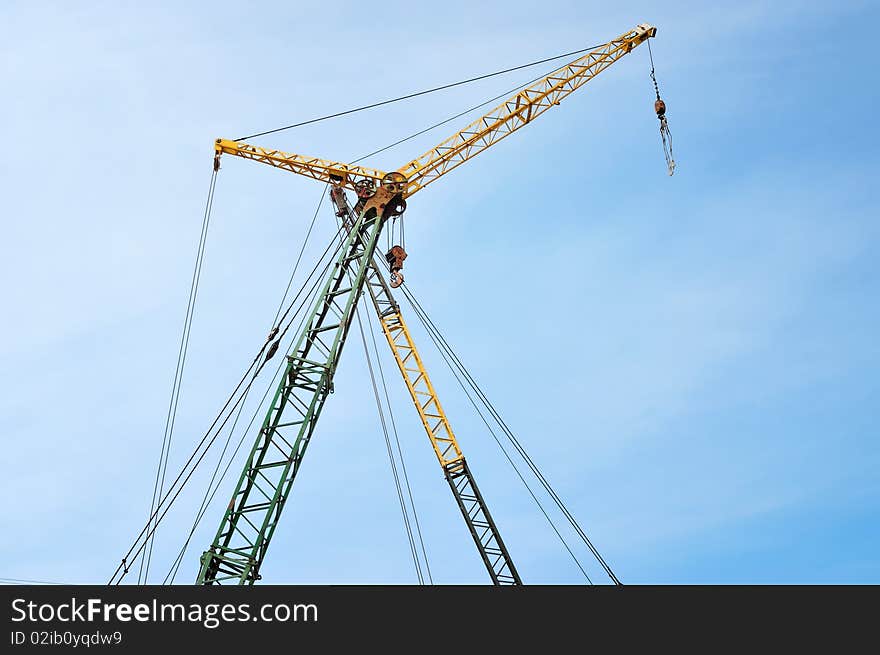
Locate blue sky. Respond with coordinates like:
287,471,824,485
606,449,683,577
1,1,877,584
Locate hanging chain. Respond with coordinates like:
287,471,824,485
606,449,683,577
649,52,661,102
647,39,675,176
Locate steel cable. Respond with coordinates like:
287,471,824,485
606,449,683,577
162,211,350,583
112,227,349,585
139,167,217,584
349,69,554,166
397,285,594,584
109,355,264,585
235,42,605,142
399,283,620,584
354,304,427,584
364,308,433,584
331,205,432,584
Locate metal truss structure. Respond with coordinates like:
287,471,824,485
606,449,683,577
330,187,521,585
197,186,402,584
198,23,656,584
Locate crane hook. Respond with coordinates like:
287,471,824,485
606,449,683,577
385,245,407,288
656,98,675,176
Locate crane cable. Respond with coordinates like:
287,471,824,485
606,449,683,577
331,206,432,583
270,187,328,327
363,309,432,583
349,67,554,167
138,165,217,584
0,577,66,585
356,66,561,263
163,260,343,584
234,42,605,142
397,285,593,584
400,286,606,583
163,344,291,585
354,304,430,584
162,194,348,583
399,283,621,585
111,214,351,586
110,350,264,584
647,38,675,176
164,190,329,580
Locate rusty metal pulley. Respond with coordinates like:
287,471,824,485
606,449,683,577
381,171,407,195
354,178,376,199
383,197,406,219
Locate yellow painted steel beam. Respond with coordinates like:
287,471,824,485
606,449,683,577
214,138,387,192
377,309,464,470
214,23,656,199
396,24,656,196
329,185,465,472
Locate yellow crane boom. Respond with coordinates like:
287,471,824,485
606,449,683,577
214,23,656,197
397,23,656,195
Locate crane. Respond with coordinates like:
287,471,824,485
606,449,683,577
196,23,658,585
